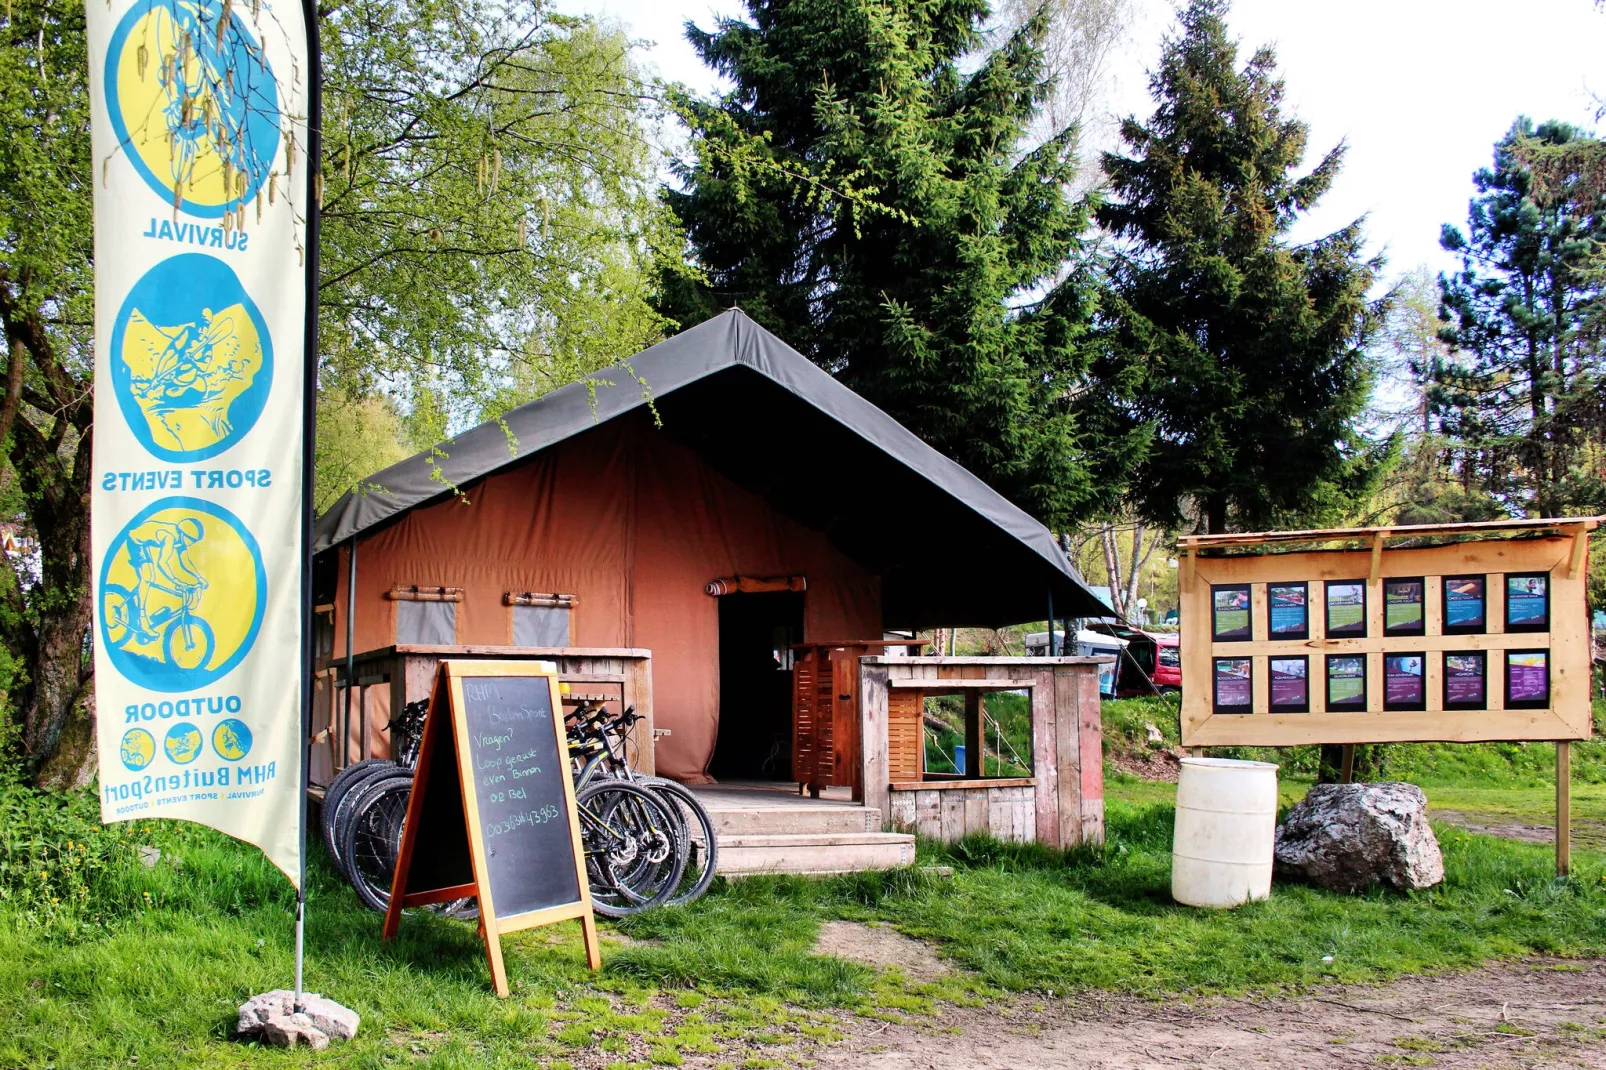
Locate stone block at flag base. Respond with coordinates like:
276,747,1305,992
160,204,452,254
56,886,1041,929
237,990,359,1048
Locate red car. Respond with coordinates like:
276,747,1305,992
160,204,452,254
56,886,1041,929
1152,633,1180,693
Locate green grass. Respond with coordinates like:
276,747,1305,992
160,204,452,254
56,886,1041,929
4,698,1606,1067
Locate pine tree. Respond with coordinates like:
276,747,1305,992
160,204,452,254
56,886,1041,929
1096,0,1385,534
1435,119,1606,519
657,0,1139,528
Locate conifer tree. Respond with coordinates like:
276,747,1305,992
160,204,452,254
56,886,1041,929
658,0,1139,528
1435,119,1606,518
1096,0,1384,534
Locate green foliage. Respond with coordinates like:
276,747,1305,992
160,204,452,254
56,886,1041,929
1096,0,1387,534
658,0,1141,528
311,387,411,513
1435,118,1606,518
316,2,681,503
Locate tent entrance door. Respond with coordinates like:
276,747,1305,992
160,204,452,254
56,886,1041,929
712,591,804,781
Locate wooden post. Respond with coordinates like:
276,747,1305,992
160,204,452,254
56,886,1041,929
1557,741,1571,878
1339,744,1356,784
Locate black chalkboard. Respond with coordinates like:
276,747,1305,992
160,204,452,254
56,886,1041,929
458,674,581,917
385,660,599,996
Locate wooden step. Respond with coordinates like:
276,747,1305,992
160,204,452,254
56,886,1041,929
700,802,881,836
716,831,917,876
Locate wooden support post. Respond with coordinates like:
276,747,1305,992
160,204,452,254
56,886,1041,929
964,691,982,779
1368,531,1387,585
1340,744,1356,784
1557,741,1572,878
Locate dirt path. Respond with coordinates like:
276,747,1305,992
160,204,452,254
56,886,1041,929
808,956,1606,1069
1433,809,1606,851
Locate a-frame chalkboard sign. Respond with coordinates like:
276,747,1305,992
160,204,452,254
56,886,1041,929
383,659,600,996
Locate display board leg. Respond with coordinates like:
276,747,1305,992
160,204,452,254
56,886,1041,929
1557,741,1571,878
484,924,511,998
580,914,602,970
1339,745,1356,784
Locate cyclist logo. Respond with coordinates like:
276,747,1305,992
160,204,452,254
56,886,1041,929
164,723,203,765
120,728,156,772
100,498,266,692
104,0,281,218
212,718,253,761
110,255,272,463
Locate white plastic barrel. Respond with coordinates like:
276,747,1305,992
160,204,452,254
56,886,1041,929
1171,757,1279,908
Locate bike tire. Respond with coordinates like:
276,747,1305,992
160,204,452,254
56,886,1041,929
576,779,686,918
339,771,415,913
162,615,215,672
100,585,137,649
640,777,719,908
324,759,399,879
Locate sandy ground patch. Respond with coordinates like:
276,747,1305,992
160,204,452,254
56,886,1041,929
808,958,1606,1069
815,920,952,981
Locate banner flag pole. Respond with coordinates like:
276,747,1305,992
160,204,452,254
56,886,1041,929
295,0,324,1012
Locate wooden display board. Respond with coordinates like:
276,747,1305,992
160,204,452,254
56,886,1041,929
1178,519,1600,748
383,660,600,996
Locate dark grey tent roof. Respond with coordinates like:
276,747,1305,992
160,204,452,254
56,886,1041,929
314,309,1104,627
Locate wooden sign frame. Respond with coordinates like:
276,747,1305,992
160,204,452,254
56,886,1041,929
383,659,600,996
1178,519,1599,748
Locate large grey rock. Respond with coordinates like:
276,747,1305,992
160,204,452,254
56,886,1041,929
237,989,359,1047
1274,782,1444,893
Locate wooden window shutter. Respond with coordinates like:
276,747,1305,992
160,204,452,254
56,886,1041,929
887,688,924,783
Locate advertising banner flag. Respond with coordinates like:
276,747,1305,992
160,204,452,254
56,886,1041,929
86,0,314,886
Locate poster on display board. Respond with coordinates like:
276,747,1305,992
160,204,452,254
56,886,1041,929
1383,578,1425,637
1325,654,1367,710
1443,651,1486,710
86,0,314,886
1211,584,1251,642
1268,656,1309,713
1505,574,1550,633
1212,657,1253,714
1325,580,1367,638
1383,654,1425,711
1267,582,1309,640
1443,576,1486,634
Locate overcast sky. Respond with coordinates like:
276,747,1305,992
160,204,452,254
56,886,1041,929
555,0,1606,281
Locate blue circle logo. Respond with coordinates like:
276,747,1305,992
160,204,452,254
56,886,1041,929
212,718,253,761
99,497,266,693
164,723,203,764
109,254,273,463
104,0,281,218
121,728,156,771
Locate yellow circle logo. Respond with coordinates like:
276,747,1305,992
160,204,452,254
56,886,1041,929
99,498,265,692
105,0,282,218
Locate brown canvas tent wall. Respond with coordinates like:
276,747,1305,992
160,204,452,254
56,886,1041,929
328,414,879,780
315,309,1107,782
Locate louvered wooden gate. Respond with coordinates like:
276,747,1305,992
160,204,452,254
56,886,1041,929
792,640,928,796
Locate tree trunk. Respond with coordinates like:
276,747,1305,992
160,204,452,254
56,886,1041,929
1206,495,1227,535
18,456,96,789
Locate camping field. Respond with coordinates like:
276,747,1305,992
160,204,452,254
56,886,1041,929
1,704,1604,1068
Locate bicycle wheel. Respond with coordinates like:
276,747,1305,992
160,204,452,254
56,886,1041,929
100,585,137,649
162,616,215,671
324,759,398,879
339,771,415,913
576,780,685,918
641,777,719,908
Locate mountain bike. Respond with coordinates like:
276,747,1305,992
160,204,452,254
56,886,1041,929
567,701,719,909
101,579,215,670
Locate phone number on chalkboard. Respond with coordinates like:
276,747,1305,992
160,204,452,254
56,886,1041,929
484,805,564,838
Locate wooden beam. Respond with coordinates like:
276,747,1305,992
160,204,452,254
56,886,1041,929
1557,741,1572,878
1340,744,1356,784
889,678,1035,689
1568,526,1588,579
1177,514,1605,552
1369,531,1387,585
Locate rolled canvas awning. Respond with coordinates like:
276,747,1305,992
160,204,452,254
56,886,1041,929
315,309,1105,627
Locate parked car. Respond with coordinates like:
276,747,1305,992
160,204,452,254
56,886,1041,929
1152,633,1180,693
